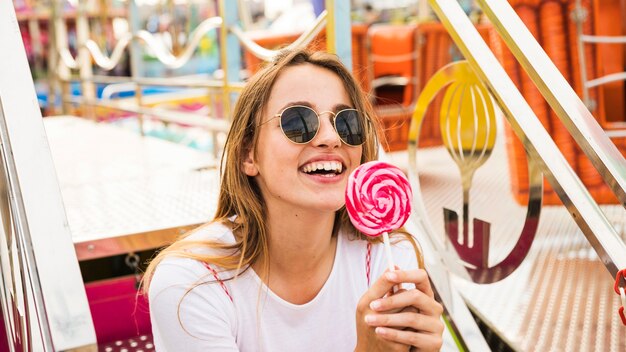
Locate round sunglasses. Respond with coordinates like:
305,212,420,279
259,105,367,146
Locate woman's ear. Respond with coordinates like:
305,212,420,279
242,148,258,176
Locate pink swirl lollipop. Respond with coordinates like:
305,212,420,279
346,161,412,271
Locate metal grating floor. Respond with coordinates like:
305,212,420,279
387,140,626,351
45,116,220,260
60,170,220,242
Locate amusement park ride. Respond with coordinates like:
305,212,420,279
1,0,626,351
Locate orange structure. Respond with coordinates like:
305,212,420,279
366,23,420,151
496,0,626,204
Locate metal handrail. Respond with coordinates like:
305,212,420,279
479,0,626,206
423,0,626,277
586,72,626,89
58,16,224,71
2,5,98,349
580,34,626,44
52,0,233,147
230,10,328,62
55,2,331,107
51,0,336,160
0,97,52,351
67,95,231,132
76,75,246,90
573,0,626,108
59,7,329,72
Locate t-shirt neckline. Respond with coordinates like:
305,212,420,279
248,231,344,310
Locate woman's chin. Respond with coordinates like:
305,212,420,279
323,200,347,213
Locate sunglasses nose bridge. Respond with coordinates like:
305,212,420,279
312,110,342,146
316,111,340,133
316,110,336,121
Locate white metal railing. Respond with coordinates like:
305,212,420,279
1,4,97,351
51,0,334,157
59,16,224,71
572,0,626,142
53,2,332,79
230,10,328,62
52,0,238,147
572,0,626,110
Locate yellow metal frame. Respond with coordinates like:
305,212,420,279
325,0,336,54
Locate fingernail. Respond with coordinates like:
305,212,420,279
375,327,387,335
385,272,398,281
370,300,381,310
364,315,375,324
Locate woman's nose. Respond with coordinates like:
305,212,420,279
311,112,341,148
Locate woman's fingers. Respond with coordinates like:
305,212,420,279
374,327,443,352
364,311,442,332
358,270,401,310
356,269,444,351
384,269,434,298
360,268,433,306
370,288,444,316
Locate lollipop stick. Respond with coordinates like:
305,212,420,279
382,231,395,272
382,231,398,294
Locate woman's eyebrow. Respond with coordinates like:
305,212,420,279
333,103,354,111
276,102,354,113
277,101,314,112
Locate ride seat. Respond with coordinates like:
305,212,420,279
366,24,419,151
85,275,153,351
366,24,419,108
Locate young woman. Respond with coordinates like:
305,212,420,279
143,49,444,351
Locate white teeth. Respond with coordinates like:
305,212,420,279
302,161,343,174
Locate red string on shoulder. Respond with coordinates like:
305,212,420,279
366,242,372,287
202,261,234,303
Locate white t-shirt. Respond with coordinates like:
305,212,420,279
149,221,420,352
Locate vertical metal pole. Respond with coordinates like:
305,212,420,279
218,0,241,118
76,0,96,120
47,1,59,116
51,0,71,115
167,0,181,55
237,0,252,30
127,0,145,135
418,0,432,22
27,13,43,81
98,0,109,49
573,0,591,109
325,0,352,70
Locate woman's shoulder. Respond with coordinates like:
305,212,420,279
184,220,236,244
148,221,237,296
148,232,238,346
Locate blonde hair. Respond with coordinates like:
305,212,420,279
142,48,422,294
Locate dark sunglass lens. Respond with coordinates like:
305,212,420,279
335,110,365,146
280,106,319,143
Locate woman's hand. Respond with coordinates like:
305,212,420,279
355,271,408,352
355,269,444,352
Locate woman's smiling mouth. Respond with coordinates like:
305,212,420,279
301,160,345,177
